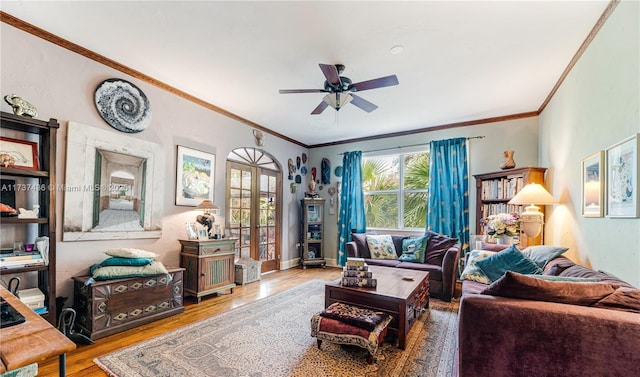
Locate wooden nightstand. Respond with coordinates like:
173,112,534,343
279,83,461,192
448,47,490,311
179,238,237,302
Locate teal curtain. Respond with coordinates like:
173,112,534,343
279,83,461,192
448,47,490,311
427,138,470,258
337,151,366,266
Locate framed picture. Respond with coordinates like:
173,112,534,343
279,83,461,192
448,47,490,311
581,151,604,217
176,145,215,206
195,223,209,240
0,136,39,170
605,133,639,218
185,222,198,240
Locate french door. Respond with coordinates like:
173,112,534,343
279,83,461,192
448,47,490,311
226,149,281,273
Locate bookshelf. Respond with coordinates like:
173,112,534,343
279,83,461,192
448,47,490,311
474,167,547,247
1,111,59,325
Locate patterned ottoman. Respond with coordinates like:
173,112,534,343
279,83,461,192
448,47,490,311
310,302,393,363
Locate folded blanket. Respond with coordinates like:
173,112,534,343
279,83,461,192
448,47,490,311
319,302,390,331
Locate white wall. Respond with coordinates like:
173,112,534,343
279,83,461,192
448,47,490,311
309,116,539,266
1,24,307,299
539,0,640,286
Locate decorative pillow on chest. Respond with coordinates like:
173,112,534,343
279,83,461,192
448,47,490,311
365,235,398,260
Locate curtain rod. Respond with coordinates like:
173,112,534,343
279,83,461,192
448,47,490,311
337,136,485,155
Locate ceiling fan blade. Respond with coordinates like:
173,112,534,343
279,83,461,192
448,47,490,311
319,64,341,86
311,101,329,115
279,89,325,94
349,94,378,112
349,75,399,92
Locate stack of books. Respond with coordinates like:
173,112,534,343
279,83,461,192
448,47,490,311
0,250,45,270
341,257,377,288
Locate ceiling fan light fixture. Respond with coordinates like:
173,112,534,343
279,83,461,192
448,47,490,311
323,93,351,110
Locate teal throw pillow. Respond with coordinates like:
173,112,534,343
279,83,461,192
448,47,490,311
475,244,543,282
398,236,428,263
99,257,154,267
521,245,569,269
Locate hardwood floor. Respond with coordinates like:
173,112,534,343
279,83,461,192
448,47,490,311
38,266,342,377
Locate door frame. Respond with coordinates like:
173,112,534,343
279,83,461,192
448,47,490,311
226,148,282,272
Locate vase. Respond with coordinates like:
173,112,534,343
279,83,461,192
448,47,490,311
496,235,513,245
500,150,516,170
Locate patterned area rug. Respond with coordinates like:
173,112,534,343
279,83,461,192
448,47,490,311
95,279,459,377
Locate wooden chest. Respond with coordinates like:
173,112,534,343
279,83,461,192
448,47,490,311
234,258,262,285
72,267,184,340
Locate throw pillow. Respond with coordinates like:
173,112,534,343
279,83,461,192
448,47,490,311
520,245,569,269
365,235,398,260
398,236,428,263
459,250,497,284
104,248,158,260
423,230,458,266
524,274,600,282
99,257,154,267
90,261,169,281
351,232,376,259
592,287,640,313
475,244,543,282
482,270,619,307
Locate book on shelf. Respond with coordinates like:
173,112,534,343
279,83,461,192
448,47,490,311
0,253,44,262
0,259,45,269
341,276,377,288
342,269,373,278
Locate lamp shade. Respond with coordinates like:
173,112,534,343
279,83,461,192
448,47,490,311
508,183,558,206
196,200,219,214
508,183,557,240
323,93,352,110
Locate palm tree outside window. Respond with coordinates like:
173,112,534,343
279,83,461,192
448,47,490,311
362,151,430,230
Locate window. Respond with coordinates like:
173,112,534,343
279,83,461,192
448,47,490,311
362,151,430,230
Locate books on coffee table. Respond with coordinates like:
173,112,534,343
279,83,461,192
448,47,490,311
341,258,376,287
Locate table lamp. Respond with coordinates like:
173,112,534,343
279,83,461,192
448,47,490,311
508,183,558,241
196,200,219,238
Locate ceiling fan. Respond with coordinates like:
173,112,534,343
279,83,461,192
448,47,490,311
279,64,399,114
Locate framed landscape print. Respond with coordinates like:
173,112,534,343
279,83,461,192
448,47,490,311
581,151,604,217
176,145,215,206
605,134,639,218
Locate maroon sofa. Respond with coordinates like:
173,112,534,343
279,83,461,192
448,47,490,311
456,253,640,377
346,230,460,302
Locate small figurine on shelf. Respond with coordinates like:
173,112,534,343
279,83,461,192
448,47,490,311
18,205,39,219
305,180,319,199
4,94,38,118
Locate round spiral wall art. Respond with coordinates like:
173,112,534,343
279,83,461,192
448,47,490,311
94,79,152,133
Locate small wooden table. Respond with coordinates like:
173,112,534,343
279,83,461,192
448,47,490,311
324,265,429,349
0,286,76,375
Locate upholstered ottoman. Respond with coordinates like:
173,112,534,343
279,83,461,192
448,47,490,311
310,302,393,363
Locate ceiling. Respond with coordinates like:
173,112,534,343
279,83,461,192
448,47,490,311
1,1,610,146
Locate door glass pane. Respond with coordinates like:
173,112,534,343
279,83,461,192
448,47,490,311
242,171,251,188
230,169,241,188
269,176,276,192
260,175,269,191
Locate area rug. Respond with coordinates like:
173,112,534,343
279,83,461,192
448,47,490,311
95,279,459,377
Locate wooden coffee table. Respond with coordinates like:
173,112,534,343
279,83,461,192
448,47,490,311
324,265,429,349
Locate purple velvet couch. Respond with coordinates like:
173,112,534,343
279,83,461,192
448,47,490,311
346,231,460,302
456,254,640,377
